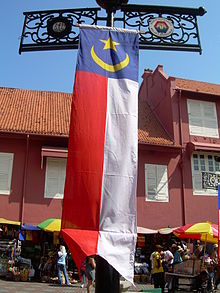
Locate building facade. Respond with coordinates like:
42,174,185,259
138,65,220,228
1,67,220,228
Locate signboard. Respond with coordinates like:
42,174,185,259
149,17,174,38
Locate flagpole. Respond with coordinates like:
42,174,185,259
95,255,120,293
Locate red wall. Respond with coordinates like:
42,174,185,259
137,145,183,229
140,67,220,226
0,134,68,225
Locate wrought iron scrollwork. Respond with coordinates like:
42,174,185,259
19,5,206,54
19,8,100,53
119,5,205,52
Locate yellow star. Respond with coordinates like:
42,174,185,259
100,37,120,51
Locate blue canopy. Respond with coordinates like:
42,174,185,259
21,224,40,231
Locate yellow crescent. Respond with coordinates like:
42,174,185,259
91,45,129,72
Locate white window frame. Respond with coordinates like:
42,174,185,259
191,151,219,195
187,99,219,138
145,163,169,202
44,157,67,199
0,152,14,195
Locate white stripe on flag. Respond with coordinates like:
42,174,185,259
97,77,138,283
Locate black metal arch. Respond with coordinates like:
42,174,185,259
19,4,206,54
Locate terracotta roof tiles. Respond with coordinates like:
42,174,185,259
175,78,220,96
0,87,71,136
0,86,174,146
138,99,174,146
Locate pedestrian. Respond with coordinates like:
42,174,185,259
80,259,87,288
152,245,165,293
57,245,70,285
85,255,96,293
171,244,182,265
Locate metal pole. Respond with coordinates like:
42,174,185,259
106,10,114,27
95,255,120,293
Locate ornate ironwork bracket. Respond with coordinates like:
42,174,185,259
19,5,206,54
202,171,220,190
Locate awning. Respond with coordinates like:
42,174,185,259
21,224,40,231
188,142,220,153
0,218,20,225
137,226,158,234
158,227,179,234
41,146,68,168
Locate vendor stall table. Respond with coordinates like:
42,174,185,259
165,272,198,292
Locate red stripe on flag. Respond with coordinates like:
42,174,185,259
61,71,108,267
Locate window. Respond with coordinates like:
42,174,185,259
187,99,219,138
44,157,67,199
145,163,169,202
0,152,14,195
191,152,219,195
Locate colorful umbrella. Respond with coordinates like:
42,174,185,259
173,222,218,244
37,218,61,232
0,217,20,225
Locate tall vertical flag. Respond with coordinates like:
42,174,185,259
61,25,139,283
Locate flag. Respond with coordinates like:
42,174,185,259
61,26,139,283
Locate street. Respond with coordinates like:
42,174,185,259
0,279,153,293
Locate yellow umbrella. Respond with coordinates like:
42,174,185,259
0,217,20,225
182,221,218,265
37,218,61,232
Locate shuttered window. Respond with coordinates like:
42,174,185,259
191,152,219,195
0,152,14,195
187,99,219,138
44,157,67,199
145,164,169,202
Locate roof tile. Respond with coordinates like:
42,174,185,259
175,78,220,96
0,87,174,146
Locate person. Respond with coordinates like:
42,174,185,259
80,259,87,288
182,248,191,261
152,245,165,293
162,247,173,272
85,255,96,293
57,245,70,285
211,244,218,266
171,244,182,265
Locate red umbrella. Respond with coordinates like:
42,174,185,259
173,222,218,244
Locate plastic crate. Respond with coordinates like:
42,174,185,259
142,289,162,293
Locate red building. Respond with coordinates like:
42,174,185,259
138,65,220,228
0,66,220,228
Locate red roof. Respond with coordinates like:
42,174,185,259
138,99,174,146
175,78,220,96
0,86,174,146
0,87,71,136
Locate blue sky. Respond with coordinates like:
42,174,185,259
0,0,219,93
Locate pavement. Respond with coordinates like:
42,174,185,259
0,278,154,293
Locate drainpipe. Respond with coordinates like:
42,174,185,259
20,134,30,225
178,90,186,225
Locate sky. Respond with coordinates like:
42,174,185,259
0,0,219,93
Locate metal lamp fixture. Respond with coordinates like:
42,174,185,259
95,0,129,10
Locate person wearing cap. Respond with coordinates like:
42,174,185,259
152,245,165,292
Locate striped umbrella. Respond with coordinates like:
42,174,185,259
37,218,61,232
173,222,218,244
